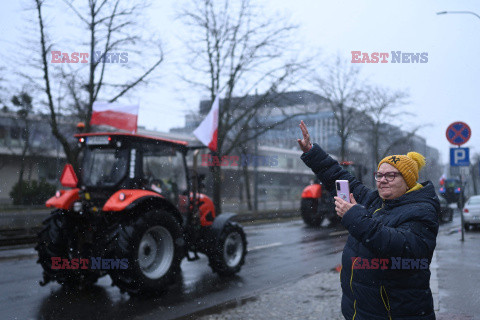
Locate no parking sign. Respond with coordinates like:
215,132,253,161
446,122,471,146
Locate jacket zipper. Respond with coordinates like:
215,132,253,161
350,257,359,320
380,285,392,320
373,202,385,215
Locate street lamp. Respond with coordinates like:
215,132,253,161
436,9,479,242
437,11,480,20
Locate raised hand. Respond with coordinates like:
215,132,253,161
297,120,313,153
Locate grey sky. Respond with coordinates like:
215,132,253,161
1,0,479,166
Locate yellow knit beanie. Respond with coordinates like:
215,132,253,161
377,152,426,189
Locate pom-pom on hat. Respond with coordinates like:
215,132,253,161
377,152,426,189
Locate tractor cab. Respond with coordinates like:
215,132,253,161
76,133,188,206
439,177,464,207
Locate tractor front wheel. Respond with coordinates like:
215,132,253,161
208,222,247,276
301,198,325,227
35,210,99,288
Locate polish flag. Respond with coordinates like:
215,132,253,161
193,95,219,152
91,102,139,133
439,174,446,186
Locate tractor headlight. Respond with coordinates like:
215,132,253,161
73,202,83,212
119,192,126,201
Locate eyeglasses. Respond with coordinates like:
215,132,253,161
374,172,402,182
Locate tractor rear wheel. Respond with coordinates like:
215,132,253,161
301,198,325,227
208,221,247,276
109,210,184,295
35,210,99,288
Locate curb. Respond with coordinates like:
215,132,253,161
173,295,259,320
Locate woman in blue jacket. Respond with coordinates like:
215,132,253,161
298,121,439,320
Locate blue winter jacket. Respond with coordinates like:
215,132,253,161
301,144,440,320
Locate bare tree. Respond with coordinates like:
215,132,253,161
32,0,163,169
313,56,365,161
0,67,6,108
11,92,34,188
360,86,414,163
358,85,435,186
179,0,310,213
6,91,51,200
0,67,7,170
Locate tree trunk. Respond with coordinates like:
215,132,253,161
471,161,478,196
242,153,253,210
340,135,347,162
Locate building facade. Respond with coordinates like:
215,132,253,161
0,111,74,203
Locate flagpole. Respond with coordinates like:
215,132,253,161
135,99,140,134
209,92,219,203
192,91,221,213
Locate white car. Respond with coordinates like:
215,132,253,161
463,195,480,230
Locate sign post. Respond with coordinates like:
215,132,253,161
446,121,472,242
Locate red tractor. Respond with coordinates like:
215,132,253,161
35,132,247,295
300,161,364,227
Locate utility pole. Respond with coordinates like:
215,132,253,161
253,91,259,213
254,131,258,213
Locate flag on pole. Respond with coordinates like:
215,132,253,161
193,95,219,152
91,102,139,133
439,173,446,186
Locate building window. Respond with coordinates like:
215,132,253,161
39,158,61,181
287,158,293,169
10,126,22,146
0,126,6,146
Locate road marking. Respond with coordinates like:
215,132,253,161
248,242,283,252
329,230,349,236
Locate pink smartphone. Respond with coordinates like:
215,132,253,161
336,180,350,203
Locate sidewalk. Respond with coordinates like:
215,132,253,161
434,222,479,320
194,270,344,320
191,255,440,320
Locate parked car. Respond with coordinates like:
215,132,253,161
463,195,480,231
438,195,453,223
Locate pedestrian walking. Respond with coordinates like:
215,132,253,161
297,120,439,320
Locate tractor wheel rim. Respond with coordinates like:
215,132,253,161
138,226,174,279
223,232,243,268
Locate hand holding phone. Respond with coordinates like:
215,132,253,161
336,180,350,203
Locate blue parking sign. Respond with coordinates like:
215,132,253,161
450,147,469,166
